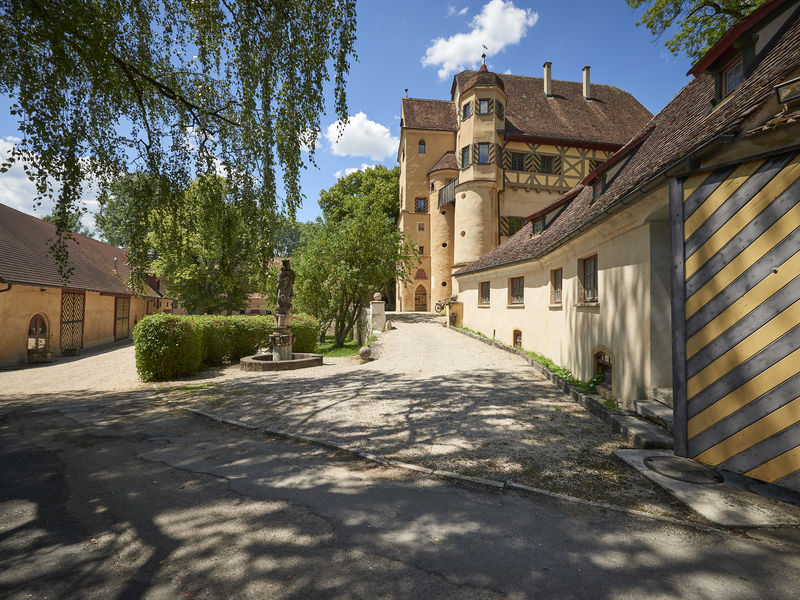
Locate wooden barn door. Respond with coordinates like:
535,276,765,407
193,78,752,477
670,148,800,490
60,291,85,352
114,297,131,341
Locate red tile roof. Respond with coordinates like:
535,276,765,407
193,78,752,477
457,12,800,276
401,98,458,131
0,202,159,296
454,70,653,146
428,151,459,174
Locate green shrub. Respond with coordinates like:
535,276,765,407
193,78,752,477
133,313,203,382
133,312,319,381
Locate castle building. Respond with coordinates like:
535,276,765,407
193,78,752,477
396,59,653,312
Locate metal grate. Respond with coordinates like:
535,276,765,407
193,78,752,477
61,292,85,351
115,297,130,341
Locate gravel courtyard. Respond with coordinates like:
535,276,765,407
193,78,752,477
1,313,691,520
153,313,691,520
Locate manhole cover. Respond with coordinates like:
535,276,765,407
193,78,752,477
643,456,724,485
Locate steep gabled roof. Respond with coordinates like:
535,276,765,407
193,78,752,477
453,70,653,146
401,98,458,131
457,11,800,276
428,151,458,174
0,202,159,296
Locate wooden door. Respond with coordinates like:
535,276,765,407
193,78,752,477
670,149,800,490
414,285,427,311
115,297,131,341
60,291,85,352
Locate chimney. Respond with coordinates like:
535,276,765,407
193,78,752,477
582,65,591,100
543,61,552,97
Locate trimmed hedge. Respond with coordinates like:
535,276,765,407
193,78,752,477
133,313,320,382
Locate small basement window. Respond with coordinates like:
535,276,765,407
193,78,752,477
596,353,612,390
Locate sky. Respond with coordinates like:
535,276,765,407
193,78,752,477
0,0,697,232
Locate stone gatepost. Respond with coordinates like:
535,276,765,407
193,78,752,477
370,292,386,331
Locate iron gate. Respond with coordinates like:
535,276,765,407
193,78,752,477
115,297,130,341
60,291,85,351
670,148,800,491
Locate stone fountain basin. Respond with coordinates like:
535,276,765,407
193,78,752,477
240,353,323,372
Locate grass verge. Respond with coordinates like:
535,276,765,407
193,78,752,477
315,336,362,358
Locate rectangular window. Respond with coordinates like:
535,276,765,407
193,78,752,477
507,217,525,236
480,281,490,305
553,268,562,303
479,99,490,114
724,57,743,96
584,256,598,301
478,143,490,164
510,276,524,304
533,218,544,236
461,146,470,168
415,197,428,213
419,246,425,255
510,152,526,171
540,156,554,174
463,102,471,118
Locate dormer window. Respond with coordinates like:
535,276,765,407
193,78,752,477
418,140,426,154
723,57,744,97
533,218,544,236
478,98,490,114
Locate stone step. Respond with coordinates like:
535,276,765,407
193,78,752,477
650,387,674,408
634,398,674,434
608,413,674,449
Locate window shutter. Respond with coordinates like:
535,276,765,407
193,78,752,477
487,99,494,114
456,150,462,169
525,153,534,172
533,155,542,172
472,143,479,165
496,102,504,120
502,148,511,169
500,216,509,236
554,156,562,174
489,143,496,164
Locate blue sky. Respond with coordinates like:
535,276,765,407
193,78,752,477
0,0,696,231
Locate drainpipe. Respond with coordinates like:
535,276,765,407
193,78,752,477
0,278,11,293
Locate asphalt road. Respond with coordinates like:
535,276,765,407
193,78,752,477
2,393,800,600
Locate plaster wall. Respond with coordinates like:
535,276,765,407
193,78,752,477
453,182,498,267
430,169,457,309
0,284,168,366
456,188,671,406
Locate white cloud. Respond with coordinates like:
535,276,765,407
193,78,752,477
324,112,398,161
423,0,538,80
334,163,377,179
0,137,99,232
447,5,468,17
503,69,512,74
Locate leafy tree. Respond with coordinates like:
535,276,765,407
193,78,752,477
319,165,400,223
150,176,254,315
628,0,768,60
293,201,418,348
42,208,93,238
0,0,357,283
272,214,305,258
94,173,160,249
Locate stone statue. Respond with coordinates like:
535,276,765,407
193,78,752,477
275,259,295,314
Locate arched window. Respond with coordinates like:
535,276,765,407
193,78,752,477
513,329,522,348
28,315,48,353
418,140,426,154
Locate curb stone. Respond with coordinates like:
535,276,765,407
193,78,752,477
450,328,674,449
151,385,725,533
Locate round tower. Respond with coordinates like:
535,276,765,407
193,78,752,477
429,160,457,310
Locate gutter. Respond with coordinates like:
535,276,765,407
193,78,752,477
0,278,11,293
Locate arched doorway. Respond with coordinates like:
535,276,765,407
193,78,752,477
414,285,427,311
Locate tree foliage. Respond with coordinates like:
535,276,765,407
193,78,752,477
628,0,768,60
319,165,400,223
0,0,357,284
42,208,93,238
294,181,417,347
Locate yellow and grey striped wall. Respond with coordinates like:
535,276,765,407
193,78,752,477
670,147,800,491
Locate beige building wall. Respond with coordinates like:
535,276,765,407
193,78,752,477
0,284,169,366
455,187,672,407
430,168,457,310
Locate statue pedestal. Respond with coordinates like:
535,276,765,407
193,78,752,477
271,313,295,362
